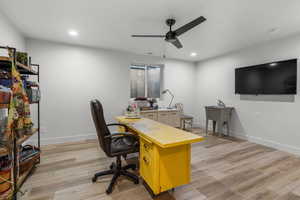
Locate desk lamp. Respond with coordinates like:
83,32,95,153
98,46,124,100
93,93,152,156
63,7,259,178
162,89,174,109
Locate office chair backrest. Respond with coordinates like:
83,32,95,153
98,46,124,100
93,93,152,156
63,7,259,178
90,99,111,156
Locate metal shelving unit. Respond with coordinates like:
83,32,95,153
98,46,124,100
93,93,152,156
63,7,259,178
0,46,40,200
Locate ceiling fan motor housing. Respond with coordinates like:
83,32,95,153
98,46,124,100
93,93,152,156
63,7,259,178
165,31,177,42
165,19,177,42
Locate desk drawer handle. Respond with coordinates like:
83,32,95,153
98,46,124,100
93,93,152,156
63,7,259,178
144,143,148,150
143,156,150,165
144,143,152,151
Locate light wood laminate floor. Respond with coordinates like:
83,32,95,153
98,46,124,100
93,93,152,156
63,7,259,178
21,129,300,200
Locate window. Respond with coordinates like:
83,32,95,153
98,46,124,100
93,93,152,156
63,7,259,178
130,64,161,98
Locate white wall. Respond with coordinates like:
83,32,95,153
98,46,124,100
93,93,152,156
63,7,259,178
195,34,300,155
26,39,196,144
0,11,25,51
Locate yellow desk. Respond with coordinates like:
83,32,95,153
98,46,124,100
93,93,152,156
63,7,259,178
116,116,204,195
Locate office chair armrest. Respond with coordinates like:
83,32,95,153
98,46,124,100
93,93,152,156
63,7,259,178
105,132,138,140
106,123,129,131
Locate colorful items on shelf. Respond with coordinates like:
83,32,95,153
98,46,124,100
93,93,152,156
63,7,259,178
16,52,28,66
19,145,40,175
0,144,40,195
130,97,158,111
0,109,8,148
0,71,10,80
0,79,26,89
25,88,40,104
3,50,33,145
25,81,40,104
0,79,12,88
0,47,40,200
0,72,41,105
0,86,11,104
0,155,11,195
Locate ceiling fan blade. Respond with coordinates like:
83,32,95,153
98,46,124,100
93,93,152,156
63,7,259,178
174,16,206,36
170,38,183,49
131,34,165,38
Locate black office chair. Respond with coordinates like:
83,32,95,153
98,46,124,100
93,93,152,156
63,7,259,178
90,99,139,194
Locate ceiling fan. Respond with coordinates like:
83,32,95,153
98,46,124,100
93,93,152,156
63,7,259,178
132,16,206,49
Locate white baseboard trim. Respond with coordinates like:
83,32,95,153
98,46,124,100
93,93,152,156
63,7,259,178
40,133,97,145
192,123,201,128
199,121,300,156
246,135,300,156
230,132,248,140
230,131,300,156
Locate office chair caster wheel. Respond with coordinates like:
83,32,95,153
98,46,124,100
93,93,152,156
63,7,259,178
109,163,114,169
92,176,97,183
134,179,139,184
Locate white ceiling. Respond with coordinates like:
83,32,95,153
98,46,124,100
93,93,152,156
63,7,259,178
1,0,300,61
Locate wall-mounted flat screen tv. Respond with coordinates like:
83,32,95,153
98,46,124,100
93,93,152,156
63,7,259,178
235,59,297,95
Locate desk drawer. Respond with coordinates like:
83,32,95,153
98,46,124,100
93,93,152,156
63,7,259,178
157,112,170,125
140,137,157,192
141,112,158,121
169,111,180,127
157,111,180,127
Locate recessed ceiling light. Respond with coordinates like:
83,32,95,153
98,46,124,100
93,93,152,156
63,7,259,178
68,30,79,36
190,52,197,57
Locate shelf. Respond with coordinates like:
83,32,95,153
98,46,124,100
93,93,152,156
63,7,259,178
0,104,9,109
0,154,38,199
0,103,40,108
0,188,12,200
0,128,38,156
17,164,35,188
29,102,40,105
0,147,8,156
0,47,40,200
0,56,38,75
0,141,38,197
17,128,38,145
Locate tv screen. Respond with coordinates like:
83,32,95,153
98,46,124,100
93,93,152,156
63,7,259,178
235,59,297,95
